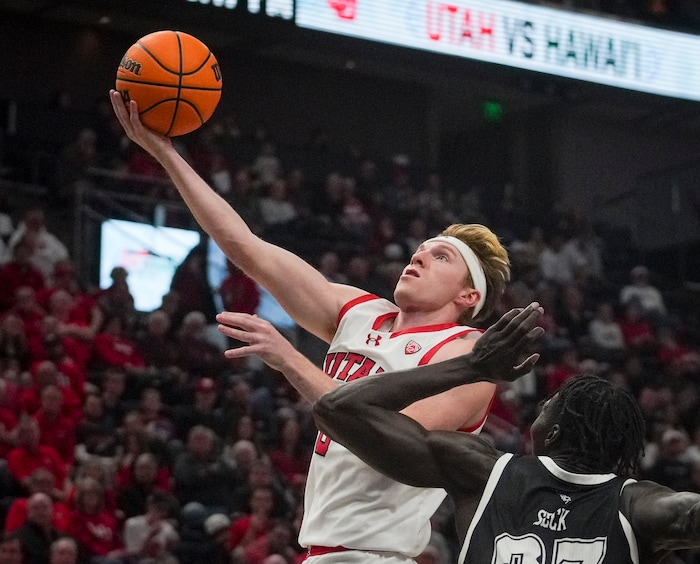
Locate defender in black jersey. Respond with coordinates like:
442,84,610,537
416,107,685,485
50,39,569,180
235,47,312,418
314,303,700,564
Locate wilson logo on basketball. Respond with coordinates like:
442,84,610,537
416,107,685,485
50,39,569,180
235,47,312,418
119,56,142,75
405,340,422,354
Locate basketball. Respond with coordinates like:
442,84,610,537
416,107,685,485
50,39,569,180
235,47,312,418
115,30,222,137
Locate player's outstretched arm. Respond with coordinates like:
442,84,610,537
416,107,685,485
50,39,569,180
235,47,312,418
624,482,700,556
109,91,363,342
217,312,339,401
312,303,544,488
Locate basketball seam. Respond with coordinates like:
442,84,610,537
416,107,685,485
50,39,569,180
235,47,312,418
115,78,221,92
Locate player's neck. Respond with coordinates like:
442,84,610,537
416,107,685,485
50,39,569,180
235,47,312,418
393,309,460,332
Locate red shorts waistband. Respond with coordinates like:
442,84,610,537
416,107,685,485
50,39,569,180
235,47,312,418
306,546,351,558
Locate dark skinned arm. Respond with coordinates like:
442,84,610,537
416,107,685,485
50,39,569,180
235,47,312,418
312,303,544,492
624,481,700,559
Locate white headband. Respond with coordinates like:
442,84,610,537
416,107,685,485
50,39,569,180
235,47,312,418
425,236,487,318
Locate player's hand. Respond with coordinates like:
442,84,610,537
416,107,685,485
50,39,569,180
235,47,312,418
109,89,172,156
217,312,297,373
469,302,544,382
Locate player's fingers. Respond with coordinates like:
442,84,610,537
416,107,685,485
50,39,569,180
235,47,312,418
513,352,541,375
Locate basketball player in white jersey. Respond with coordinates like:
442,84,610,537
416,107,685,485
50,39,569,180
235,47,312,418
110,91,511,562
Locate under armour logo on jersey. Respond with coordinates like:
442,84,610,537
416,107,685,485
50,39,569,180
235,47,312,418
560,494,571,504
405,340,422,354
366,334,382,346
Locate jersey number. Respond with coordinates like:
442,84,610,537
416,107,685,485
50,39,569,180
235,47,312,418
492,533,607,564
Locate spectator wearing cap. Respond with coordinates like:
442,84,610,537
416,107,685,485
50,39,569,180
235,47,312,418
200,513,232,564
170,377,226,442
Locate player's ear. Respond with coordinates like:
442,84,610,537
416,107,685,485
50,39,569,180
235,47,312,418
543,424,561,447
455,288,480,309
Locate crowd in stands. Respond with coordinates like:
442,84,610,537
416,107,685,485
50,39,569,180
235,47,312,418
0,99,700,564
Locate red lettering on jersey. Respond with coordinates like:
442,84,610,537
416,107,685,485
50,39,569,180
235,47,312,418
336,352,365,381
314,432,332,456
347,357,377,381
324,352,347,378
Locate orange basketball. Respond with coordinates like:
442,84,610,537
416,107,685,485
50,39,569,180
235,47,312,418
115,30,222,137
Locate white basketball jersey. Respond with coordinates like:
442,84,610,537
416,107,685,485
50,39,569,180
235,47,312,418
299,294,485,556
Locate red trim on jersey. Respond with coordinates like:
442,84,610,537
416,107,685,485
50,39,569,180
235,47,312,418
337,294,379,326
458,387,496,433
417,328,484,366
305,546,351,558
372,311,398,331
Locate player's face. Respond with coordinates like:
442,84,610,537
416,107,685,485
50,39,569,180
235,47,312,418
530,394,559,455
394,241,471,314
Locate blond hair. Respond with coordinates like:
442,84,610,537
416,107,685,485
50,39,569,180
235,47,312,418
440,224,510,324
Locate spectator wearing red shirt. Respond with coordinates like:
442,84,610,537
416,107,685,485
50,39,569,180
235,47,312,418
619,301,658,355
228,486,275,557
66,477,122,560
4,467,71,533
37,259,103,334
32,385,76,468
242,520,301,564
21,360,82,424
267,416,311,494
44,290,95,370
7,417,69,499
545,345,580,397
0,402,18,459
0,237,45,312
220,262,260,316
90,315,146,374
6,285,46,341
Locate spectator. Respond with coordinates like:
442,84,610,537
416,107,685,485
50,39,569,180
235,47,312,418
99,369,129,429
175,311,228,379
241,519,301,564
201,512,232,564
619,301,658,355
588,301,627,363
138,388,177,445
6,285,46,342
259,178,298,231
228,486,276,558
133,310,181,373
267,415,311,494
8,208,69,286
66,476,122,563
7,417,69,500
172,425,242,514
89,315,146,375
0,312,31,374
619,265,667,323
643,428,695,492
538,231,574,287
220,262,261,317
0,237,46,312
121,490,180,564
4,467,71,533
116,452,166,520
49,536,79,564
169,245,218,322
171,377,226,442
95,266,136,326
0,531,24,564
32,385,76,467
16,493,64,564
75,392,119,462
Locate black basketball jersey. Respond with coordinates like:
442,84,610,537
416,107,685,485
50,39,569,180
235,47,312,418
459,454,638,564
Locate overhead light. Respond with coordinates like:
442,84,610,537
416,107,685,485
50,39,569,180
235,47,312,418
98,15,111,25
